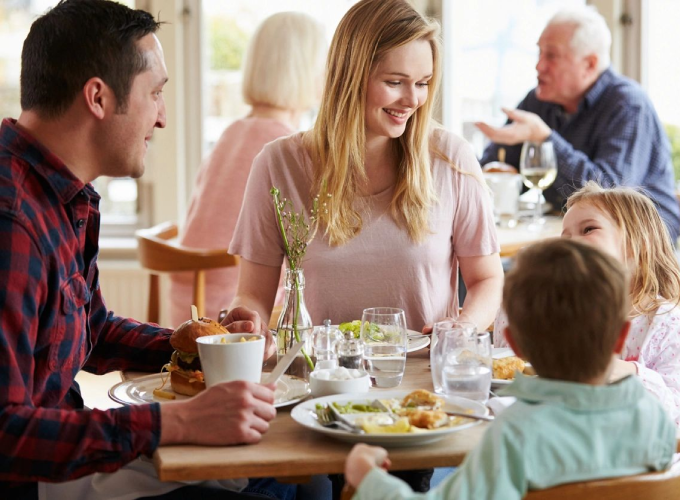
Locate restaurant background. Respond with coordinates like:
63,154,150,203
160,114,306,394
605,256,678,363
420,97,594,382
0,0,678,325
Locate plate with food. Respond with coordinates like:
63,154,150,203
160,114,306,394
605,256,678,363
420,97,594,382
290,389,488,447
110,314,309,407
491,347,530,386
109,372,309,408
337,321,430,353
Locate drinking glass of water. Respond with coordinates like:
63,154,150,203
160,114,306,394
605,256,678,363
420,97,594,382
519,140,557,231
361,307,407,388
440,329,492,403
430,320,476,394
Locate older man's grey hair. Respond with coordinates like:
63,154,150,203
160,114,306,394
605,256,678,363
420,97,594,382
547,6,611,73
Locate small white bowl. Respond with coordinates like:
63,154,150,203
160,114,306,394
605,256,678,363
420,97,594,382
309,368,371,397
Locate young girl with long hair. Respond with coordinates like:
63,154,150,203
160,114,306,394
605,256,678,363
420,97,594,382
495,181,680,425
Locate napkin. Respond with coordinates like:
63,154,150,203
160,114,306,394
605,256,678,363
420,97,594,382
486,396,517,416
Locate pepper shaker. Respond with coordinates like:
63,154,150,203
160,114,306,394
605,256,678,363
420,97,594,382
336,329,363,370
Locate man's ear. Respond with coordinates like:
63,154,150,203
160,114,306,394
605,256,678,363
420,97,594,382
503,326,523,358
584,53,598,74
82,77,114,120
612,320,631,355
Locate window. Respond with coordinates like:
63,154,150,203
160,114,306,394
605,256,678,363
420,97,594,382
0,0,143,236
644,0,680,184
441,0,586,159
200,0,357,155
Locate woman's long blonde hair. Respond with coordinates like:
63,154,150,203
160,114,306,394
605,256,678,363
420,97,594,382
566,181,680,315
303,0,441,245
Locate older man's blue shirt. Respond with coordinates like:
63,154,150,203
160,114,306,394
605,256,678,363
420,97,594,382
481,68,680,240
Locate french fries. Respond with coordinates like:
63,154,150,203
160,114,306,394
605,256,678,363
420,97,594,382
153,389,176,400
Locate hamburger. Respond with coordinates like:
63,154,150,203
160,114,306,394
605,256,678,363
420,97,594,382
166,316,229,396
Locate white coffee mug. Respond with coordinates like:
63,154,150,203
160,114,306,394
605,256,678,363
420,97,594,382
196,333,265,386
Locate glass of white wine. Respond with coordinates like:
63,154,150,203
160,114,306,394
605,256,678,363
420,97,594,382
519,140,557,230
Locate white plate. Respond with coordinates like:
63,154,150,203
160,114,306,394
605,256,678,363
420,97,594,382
407,334,430,353
491,347,529,386
109,373,309,408
291,390,487,447
334,326,429,353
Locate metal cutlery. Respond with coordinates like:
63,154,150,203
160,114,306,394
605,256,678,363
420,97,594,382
313,405,365,434
372,398,493,422
443,411,494,422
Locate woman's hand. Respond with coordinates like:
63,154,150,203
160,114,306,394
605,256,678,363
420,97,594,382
423,313,476,335
222,306,275,359
344,443,391,488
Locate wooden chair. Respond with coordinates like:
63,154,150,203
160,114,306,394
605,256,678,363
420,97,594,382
524,460,680,500
135,221,238,324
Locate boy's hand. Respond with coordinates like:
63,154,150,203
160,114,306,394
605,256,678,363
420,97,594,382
345,444,391,488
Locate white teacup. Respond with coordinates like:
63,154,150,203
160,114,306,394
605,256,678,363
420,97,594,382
196,333,265,386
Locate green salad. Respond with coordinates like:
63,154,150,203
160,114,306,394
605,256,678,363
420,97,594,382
339,320,382,340
315,402,381,414
338,320,402,343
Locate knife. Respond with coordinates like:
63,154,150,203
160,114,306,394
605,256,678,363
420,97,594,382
263,341,305,385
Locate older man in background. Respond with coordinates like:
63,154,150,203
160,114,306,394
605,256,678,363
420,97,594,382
477,7,680,241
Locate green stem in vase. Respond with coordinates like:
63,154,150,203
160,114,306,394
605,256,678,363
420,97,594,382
271,186,315,370
293,276,315,371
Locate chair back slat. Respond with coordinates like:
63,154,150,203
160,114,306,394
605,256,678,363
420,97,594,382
524,460,680,500
135,222,238,323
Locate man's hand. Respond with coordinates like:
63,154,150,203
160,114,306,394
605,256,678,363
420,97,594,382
159,381,277,446
222,306,275,359
476,108,552,145
345,443,391,488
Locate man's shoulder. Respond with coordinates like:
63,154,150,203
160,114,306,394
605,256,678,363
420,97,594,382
0,147,28,213
0,146,52,244
597,70,652,108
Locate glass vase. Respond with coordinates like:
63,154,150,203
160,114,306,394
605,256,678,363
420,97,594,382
276,268,314,379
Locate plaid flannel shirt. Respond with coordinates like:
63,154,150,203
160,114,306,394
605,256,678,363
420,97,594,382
481,68,680,241
0,118,174,492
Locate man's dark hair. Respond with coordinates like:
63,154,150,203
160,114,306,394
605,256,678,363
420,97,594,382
20,0,162,118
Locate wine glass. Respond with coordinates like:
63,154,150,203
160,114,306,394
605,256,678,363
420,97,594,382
360,307,408,388
519,140,557,231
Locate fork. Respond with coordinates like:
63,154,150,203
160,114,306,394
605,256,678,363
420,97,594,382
314,405,365,434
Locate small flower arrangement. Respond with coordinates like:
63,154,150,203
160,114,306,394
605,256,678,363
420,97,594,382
270,187,328,370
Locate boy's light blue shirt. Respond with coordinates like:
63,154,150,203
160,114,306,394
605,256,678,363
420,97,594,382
355,374,676,500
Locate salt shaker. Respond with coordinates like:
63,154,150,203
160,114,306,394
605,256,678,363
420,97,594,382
336,329,363,370
313,319,341,369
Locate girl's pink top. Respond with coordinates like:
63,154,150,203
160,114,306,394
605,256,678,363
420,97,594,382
169,117,293,327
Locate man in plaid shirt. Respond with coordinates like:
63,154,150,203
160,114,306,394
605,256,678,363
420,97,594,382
477,7,680,241
0,1,279,499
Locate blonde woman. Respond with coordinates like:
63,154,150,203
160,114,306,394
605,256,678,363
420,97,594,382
495,181,680,426
169,12,327,327
227,0,502,335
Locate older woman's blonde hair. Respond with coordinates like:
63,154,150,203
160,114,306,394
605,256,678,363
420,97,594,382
242,12,327,110
566,181,680,316
304,0,441,245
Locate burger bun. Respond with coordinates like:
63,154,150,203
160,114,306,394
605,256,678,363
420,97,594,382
170,370,206,397
170,317,229,354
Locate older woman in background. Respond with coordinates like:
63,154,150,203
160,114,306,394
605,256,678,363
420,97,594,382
169,11,327,327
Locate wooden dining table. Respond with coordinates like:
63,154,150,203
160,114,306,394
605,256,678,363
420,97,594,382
497,215,562,258
151,348,490,483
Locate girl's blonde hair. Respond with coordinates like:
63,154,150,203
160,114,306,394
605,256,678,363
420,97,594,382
242,12,327,110
304,0,441,245
566,181,680,315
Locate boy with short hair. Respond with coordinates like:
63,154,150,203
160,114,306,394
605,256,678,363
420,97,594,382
345,239,676,499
